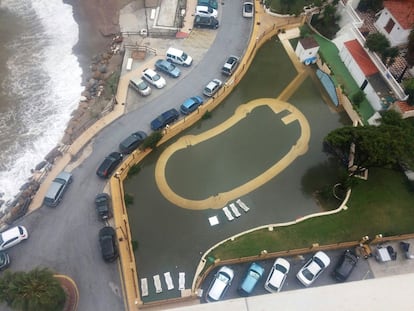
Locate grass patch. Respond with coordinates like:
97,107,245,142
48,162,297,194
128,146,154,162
210,168,414,260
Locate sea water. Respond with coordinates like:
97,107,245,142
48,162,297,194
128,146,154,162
0,0,83,208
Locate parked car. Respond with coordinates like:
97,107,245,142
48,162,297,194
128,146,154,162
150,108,180,131
98,226,118,262
0,226,29,251
0,252,10,271
296,251,331,286
96,152,123,178
195,5,218,18
129,77,151,96
194,15,219,29
142,68,166,89
221,55,239,76
242,2,254,18
119,131,147,154
43,171,73,207
333,249,359,282
238,262,265,296
198,0,218,9
95,193,112,221
180,96,204,115
154,59,181,78
264,258,290,293
203,79,222,97
206,266,234,302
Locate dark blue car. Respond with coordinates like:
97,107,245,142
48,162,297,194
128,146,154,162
150,108,180,131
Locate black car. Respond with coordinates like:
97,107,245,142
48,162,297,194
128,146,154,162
333,249,359,282
150,108,180,131
98,226,118,262
119,131,147,154
0,252,10,271
95,193,111,221
96,152,123,178
194,15,219,29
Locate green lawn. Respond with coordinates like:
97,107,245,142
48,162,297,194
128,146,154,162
312,34,375,123
210,168,414,260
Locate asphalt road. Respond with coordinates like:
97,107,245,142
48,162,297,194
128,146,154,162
2,2,252,311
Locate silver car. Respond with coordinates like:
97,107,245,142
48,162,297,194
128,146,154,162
203,79,222,97
129,77,151,96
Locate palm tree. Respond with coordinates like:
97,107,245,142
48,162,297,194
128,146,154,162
0,268,66,311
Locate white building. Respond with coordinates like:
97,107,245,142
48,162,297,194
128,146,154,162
339,39,394,111
295,37,320,65
374,0,414,47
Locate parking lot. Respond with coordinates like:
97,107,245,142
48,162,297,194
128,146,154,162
200,247,372,302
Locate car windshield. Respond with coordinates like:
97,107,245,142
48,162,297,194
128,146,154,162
54,178,66,184
248,270,261,280
302,268,314,281
275,264,287,274
181,52,188,61
138,82,147,90
153,74,160,81
314,257,325,268
245,4,253,12
217,273,229,283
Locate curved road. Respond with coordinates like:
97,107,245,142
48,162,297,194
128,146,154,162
5,2,252,311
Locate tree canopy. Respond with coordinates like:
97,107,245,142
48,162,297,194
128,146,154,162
0,268,65,311
324,110,414,172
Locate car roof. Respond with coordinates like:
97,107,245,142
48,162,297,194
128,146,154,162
1,226,22,241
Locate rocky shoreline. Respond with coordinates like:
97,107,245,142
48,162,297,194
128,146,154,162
0,0,133,224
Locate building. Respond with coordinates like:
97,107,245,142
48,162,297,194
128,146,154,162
374,0,414,47
295,36,320,65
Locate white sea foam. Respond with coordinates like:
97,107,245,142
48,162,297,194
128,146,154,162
0,0,83,207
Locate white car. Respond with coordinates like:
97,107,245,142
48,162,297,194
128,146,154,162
196,5,218,18
242,2,254,18
0,226,29,251
296,251,331,286
203,79,222,97
206,266,234,302
264,258,290,293
142,68,166,89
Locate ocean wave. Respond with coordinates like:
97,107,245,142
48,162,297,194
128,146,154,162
0,0,83,206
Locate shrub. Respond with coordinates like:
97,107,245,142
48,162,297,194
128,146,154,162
124,193,134,206
141,131,163,150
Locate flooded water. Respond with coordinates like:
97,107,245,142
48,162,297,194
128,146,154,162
124,39,351,302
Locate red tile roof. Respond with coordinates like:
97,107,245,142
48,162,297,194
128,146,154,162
344,40,379,76
384,0,414,29
396,101,414,112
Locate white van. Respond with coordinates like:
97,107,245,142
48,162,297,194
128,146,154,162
166,47,193,67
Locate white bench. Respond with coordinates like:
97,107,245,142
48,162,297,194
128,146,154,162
126,58,133,71
153,274,162,293
140,278,148,297
236,199,250,212
230,203,241,217
222,206,234,221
